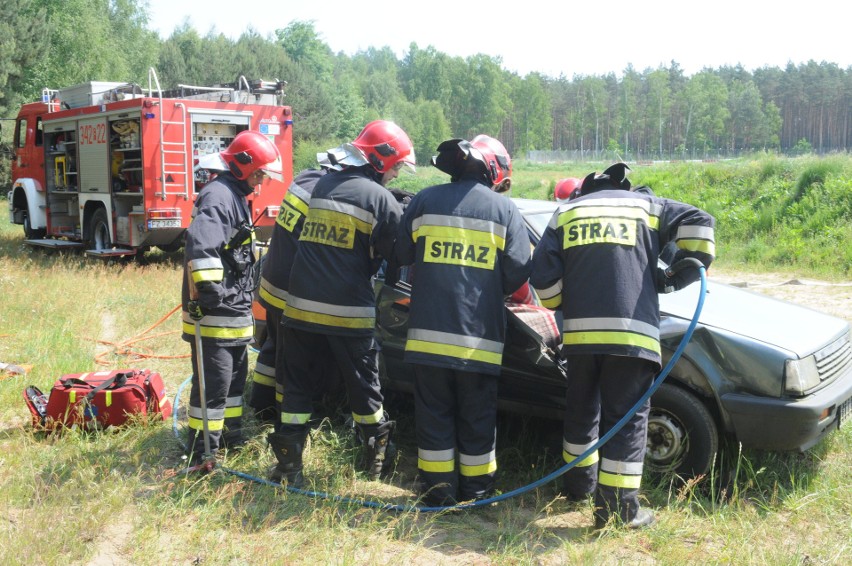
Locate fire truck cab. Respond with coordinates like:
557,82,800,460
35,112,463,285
6,69,293,257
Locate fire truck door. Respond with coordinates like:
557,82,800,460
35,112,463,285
78,117,109,194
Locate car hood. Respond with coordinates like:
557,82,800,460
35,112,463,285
660,278,850,358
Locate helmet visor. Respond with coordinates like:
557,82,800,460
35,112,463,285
398,149,416,174
194,152,228,172
259,156,284,182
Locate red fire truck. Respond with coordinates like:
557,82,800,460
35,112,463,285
6,69,293,257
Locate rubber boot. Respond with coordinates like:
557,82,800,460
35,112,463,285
459,473,496,503
593,486,653,529
267,429,307,487
359,420,396,480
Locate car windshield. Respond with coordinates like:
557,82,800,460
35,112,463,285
514,199,558,243
523,211,553,241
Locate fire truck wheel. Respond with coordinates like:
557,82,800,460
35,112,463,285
87,208,112,251
157,240,183,253
23,209,46,239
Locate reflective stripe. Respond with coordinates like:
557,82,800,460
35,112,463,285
190,257,224,271
224,405,243,418
190,258,225,284
412,217,507,251
647,201,663,219
259,278,289,309
564,439,598,454
252,362,275,387
418,448,455,473
276,185,311,230
598,471,642,489
563,317,660,354
104,391,112,407
285,296,375,330
408,329,503,354
556,199,661,234
188,403,226,430
188,416,224,431
598,457,643,489
182,312,254,328
563,449,599,468
560,196,654,218
459,450,497,477
254,361,275,378
406,341,501,365
192,268,224,284
559,204,651,225
677,239,715,256
181,311,255,339
535,280,563,309
280,411,311,425
352,407,384,425
412,214,509,240
182,321,254,339
564,317,659,341
286,296,375,320
563,439,600,467
675,225,716,256
405,329,503,366
600,458,644,476
190,406,225,421
310,198,375,230
676,224,714,241
287,181,312,210
563,331,660,355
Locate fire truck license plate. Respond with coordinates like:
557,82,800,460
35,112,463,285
148,219,181,229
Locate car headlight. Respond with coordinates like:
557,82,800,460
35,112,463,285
785,356,820,395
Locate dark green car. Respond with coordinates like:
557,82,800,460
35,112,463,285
374,198,852,478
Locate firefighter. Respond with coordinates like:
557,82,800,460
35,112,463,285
182,130,284,464
394,135,532,506
530,163,715,529
248,157,337,423
554,177,583,203
269,120,414,485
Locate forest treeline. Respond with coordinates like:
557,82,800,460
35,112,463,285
2,0,850,167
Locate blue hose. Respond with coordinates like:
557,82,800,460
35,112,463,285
173,266,707,512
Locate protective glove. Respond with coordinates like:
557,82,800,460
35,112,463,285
657,257,704,294
656,267,679,294
187,300,204,321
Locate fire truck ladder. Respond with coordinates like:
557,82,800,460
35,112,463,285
147,68,190,200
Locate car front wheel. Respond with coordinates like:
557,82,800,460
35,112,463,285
645,382,719,478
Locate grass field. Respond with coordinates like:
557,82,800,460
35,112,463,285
1,159,851,565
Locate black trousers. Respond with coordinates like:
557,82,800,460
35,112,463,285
248,306,281,418
561,354,655,522
414,365,499,503
277,325,384,432
188,341,248,459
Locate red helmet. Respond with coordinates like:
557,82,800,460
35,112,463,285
554,177,583,202
220,130,284,182
469,135,512,192
350,120,416,174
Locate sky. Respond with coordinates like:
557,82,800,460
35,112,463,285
144,0,850,79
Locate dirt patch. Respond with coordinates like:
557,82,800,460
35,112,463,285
84,508,134,566
709,268,852,323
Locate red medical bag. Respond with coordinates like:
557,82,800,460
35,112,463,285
24,368,173,430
